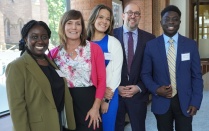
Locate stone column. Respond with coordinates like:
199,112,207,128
152,0,168,37
170,0,190,37
0,11,5,50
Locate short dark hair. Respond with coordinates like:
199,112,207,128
161,5,181,18
19,20,51,55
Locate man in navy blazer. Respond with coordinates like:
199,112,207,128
141,5,203,131
113,2,155,131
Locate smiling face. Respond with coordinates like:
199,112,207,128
94,9,111,35
25,25,49,57
123,3,141,31
64,18,82,41
160,11,181,37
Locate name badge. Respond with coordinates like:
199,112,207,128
55,69,66,77
104,53,112,60
181,53,190,61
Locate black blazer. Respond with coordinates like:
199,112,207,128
114,27,155,98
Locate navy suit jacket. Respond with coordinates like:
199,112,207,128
141,34,203,116
114,27,155,102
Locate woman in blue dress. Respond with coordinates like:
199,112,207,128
87,4,123,131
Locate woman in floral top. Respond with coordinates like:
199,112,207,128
49,10,106,131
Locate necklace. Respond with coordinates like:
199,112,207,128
69,52,73,57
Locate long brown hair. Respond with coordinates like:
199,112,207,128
87,4,114,40
58,10,87,47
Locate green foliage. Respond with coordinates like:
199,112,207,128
46,0,65,46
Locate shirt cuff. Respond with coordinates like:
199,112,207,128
136,85,142,93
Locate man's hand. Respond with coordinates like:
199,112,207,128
156,85,172,98
125,85,140,97
187,106,197,116
118,85,140,98
118,86,128,97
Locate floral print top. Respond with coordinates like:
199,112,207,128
54,41,93,88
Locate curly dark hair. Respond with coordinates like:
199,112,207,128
19,20,51,55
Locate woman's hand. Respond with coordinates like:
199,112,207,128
101,101,109,114
85,98,102,130
105,87,114,100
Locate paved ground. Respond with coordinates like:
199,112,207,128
0,51,20,113
1,88,209,131
125,86,209,131
0,82,9,112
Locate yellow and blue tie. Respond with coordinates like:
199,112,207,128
167,38,177,97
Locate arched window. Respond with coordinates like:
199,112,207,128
5,19,10,37
18,18,24,33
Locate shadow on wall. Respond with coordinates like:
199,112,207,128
203,72,209,90
199,39,209,59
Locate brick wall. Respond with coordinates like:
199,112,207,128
70,0,112,27
0,0,48,45
123,0,153,34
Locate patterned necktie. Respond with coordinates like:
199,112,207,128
167,38,177,97
128,32,134,73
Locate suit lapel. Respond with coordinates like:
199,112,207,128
117,27,125,47
132,29,142,63
23,53,56,108
117,27,128,69
176,34,185,70
157,35,170,77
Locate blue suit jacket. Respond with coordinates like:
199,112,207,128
141,34,203,116
114,27,155,102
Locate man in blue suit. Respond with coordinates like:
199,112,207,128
141,5,203,131
113,2,155,131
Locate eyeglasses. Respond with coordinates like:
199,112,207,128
124,11,141,17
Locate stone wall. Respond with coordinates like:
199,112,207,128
70,0,112,27
0,0,48,47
